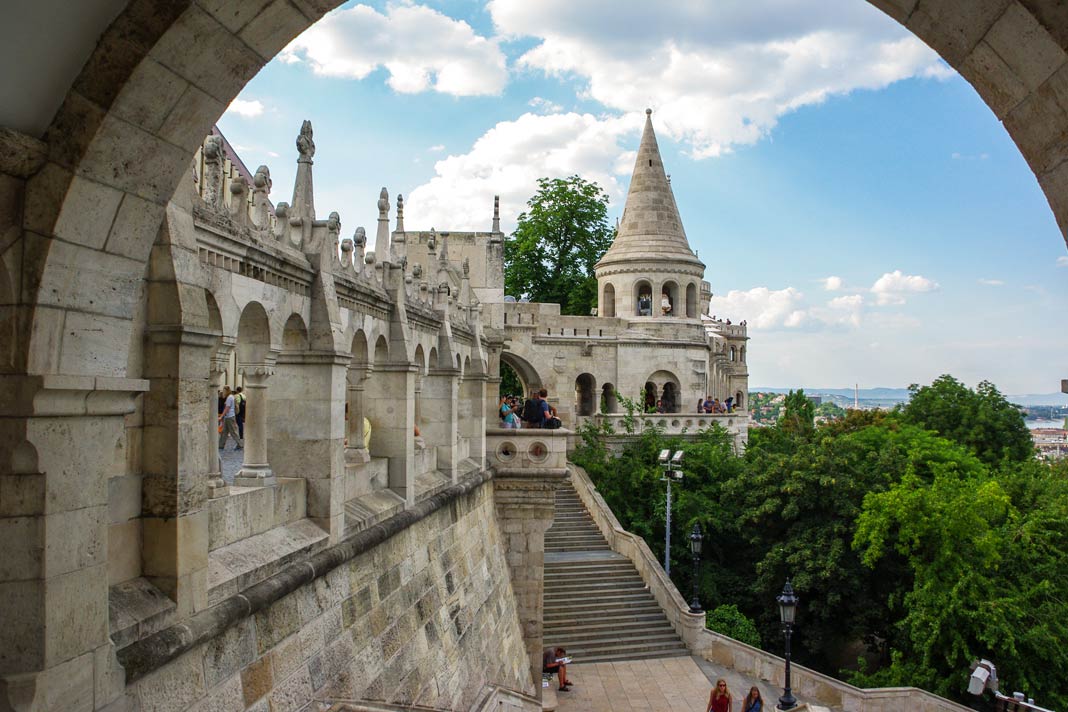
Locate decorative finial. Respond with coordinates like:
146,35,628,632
353,226,366,247
462,257,470,277
646,108,652,116
396,193,405,232
377,188,389,216
296,120,315,162
492,195,500,233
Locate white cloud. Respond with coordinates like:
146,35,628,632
821,275,842,291
1057,256,1068,267
226,99,265,118
528,96,564,113
279,4,506,96
978,278,1004,286
708,287,807,329
489,0,950,157
405,112,635,231
952,151,990,160
428,144,446,153
870,270,938,305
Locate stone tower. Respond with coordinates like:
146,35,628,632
595,109,710,321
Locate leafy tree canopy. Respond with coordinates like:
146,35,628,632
900,375,1033,465
504,176,614,316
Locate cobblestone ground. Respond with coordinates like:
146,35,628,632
218,444,243,484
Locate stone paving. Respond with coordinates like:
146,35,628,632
218,443,243,483
554,655,779,712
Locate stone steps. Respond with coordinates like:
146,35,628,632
542,479,688,663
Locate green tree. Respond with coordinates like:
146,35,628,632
706,604,761,648
503,176,614,315
900,375,1033,465
779,389,815,435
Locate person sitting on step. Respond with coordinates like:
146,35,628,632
542,646,573,691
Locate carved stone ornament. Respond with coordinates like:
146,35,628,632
296,120,315,162
353,226,366,248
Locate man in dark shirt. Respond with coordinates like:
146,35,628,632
542,647,572,691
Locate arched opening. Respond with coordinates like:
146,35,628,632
500,350,543,398
575,373,597,416
740,346,746,362
499,360,524,398
662,382,679,413
661,281,679,316
602,282,616,318
635,280,653,316
730,346,736,362
601,383,618,414
345,329,370,456
644,381,658,412
233,302,274,486
686,283,697,318
413,344,426,438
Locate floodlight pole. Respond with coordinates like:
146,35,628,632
665,476,673,576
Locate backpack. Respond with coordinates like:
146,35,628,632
521,398,542,423
544,416,562,430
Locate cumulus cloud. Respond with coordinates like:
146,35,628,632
978,278,1004,286
708,287,808,329
279,4,506,96
488,0,950,157
870,270,938,305
822,275,843,291
528,96,564,113
405,112,635,231
1057,256,1068,267
226,99,265,118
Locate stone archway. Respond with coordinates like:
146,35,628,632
500,349,544,396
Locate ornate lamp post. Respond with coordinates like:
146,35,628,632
688,524,703,613
657,449,684,576
776,579,799,710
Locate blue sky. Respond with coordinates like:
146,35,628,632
218,0,1068,396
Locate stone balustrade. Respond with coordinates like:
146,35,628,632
566,464,973,712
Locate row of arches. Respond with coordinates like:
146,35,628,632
602,280,699,319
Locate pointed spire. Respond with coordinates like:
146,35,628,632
596,109,702,270
395,193,405,232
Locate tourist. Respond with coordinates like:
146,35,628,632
234,386,246,439
741,686,763,712
707,679,733,712
499,395,521,429
661,292,672,315
703,395,714,413
725,396,734,413
540,388,562,429
697,398,704,413
218,386,243,451
521,391,545,428
542,647,573,691
656,399,665,414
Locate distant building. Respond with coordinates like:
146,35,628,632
1032,428,1068,460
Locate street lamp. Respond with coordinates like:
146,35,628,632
657,449,684,576
688,524,703,613
776,579,799,710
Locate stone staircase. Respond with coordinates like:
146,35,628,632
543,480,689,663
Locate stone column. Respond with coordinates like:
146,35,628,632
234,366,276,487
0,376,145,712
423,366,460,483
462,373,488,465
365,363,416,506
344,370,370,465
494,466,567,698
266,351,348,540
207,341,234,498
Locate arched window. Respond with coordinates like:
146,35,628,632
735,391,744,410
603,283,616,318
575,373,597,416
601,383,618,413
661,281,679,316
686,283,697,318
730,346,736,362
636,281,652,316
740,346,746,363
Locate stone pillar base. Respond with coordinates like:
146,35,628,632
345,447,370,464
234,464,276,487
208,477,230,498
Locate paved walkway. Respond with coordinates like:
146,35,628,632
218,444,243,483
554,655,779,712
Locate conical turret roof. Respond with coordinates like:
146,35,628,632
597,110,703,271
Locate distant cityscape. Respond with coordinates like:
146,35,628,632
748,387,1068,460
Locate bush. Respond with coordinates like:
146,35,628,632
706,604,761,648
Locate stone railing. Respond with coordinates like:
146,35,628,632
322,682,540,711
585,412,747,435
486,427,570,475
567,464,973,712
